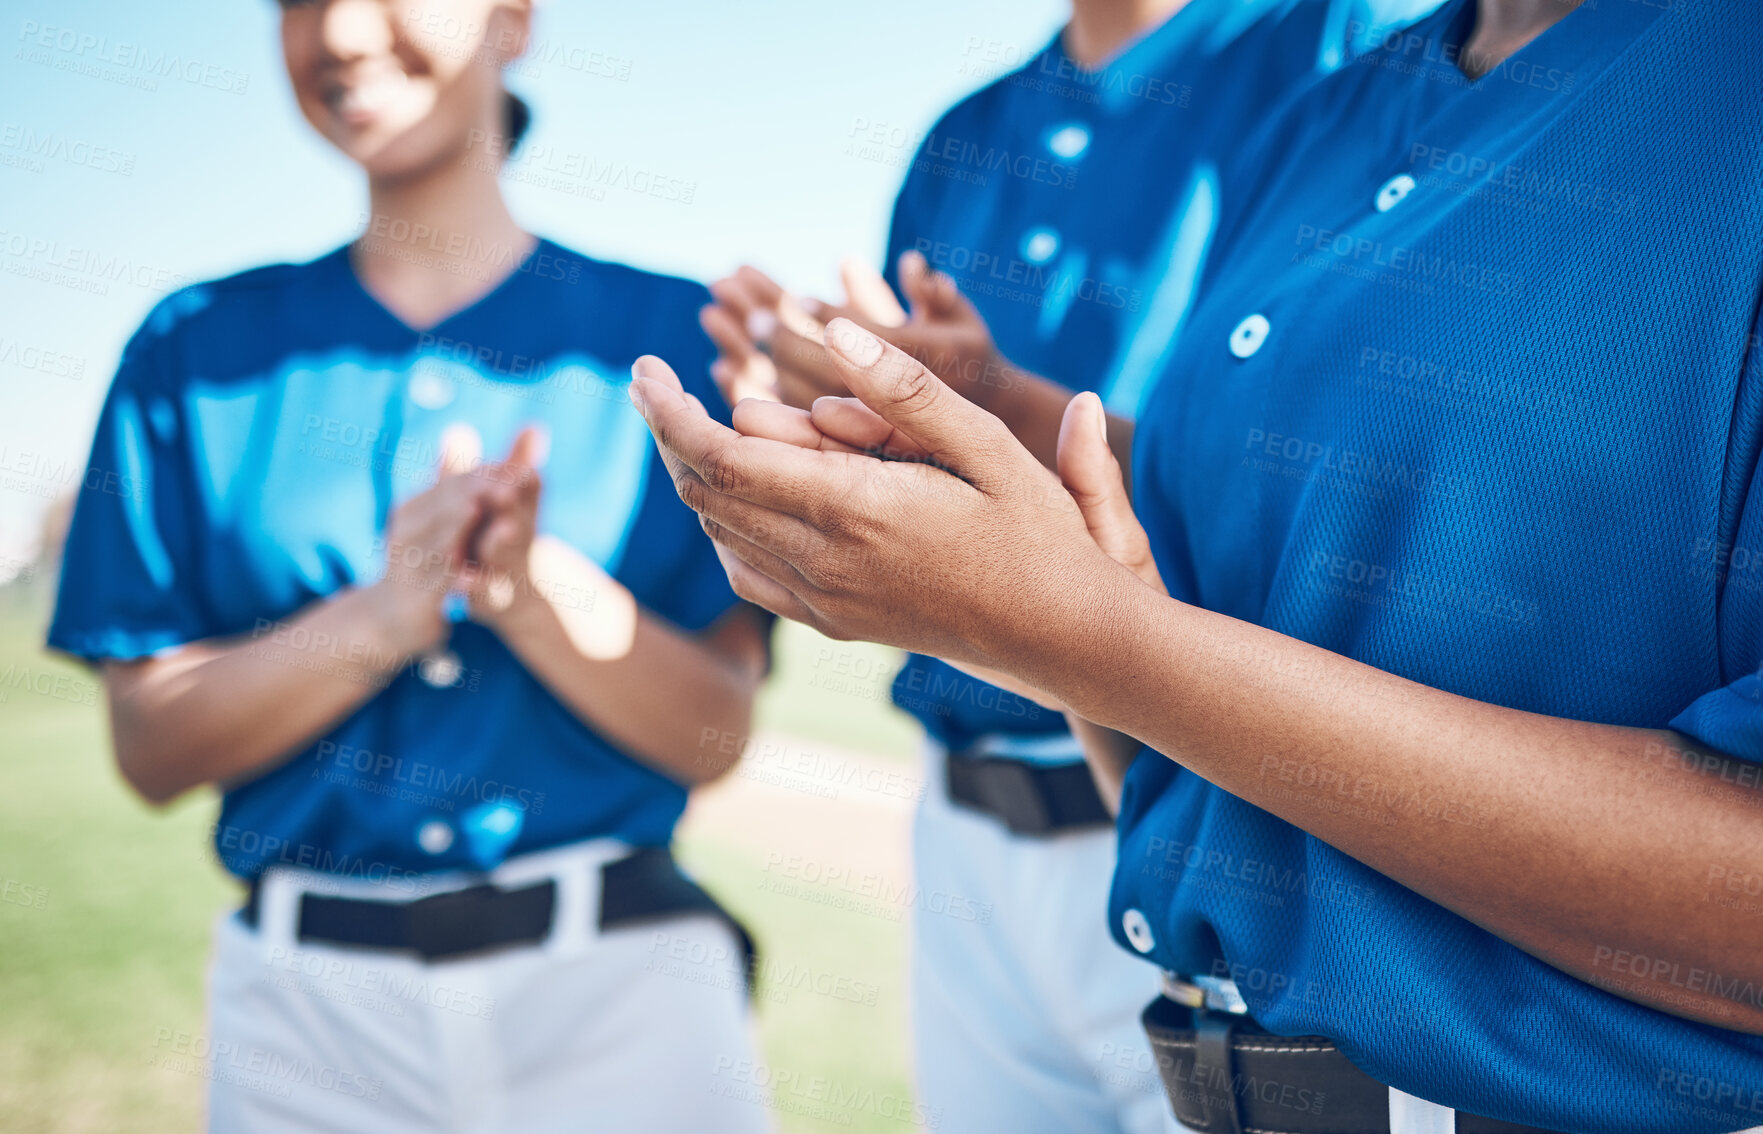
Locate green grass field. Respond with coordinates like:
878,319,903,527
0,588,925,1133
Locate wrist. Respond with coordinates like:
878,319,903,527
356,578,445,662
475,577,549,639
470,547,557,640
986,552,1172,730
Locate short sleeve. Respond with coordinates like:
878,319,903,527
1667,300,1763,763
47,315,211,663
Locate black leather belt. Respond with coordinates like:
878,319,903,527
945,744,1110,835
242,846,756,976
1142,996,1570,1134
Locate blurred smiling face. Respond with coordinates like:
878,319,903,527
279,0,531,178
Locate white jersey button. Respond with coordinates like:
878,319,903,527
409,370,456,409
1229,313,1271,359
1021,226,1061,265
1375,173,1417,213
1047,123,1091,160
417,820,455,855
1123,908,1156,954
418,649,464,688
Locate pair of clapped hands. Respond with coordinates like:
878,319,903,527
381,420,633,661
627,252,1171,723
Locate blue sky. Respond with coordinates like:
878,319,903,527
0,0,1066,564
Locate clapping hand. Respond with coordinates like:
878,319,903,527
629,318,1157,687
700,253,1023,416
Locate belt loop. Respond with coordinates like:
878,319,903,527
1390,1087,1456,1134
1194,1010,1244,1134
254,869,301,965
541,848,598,961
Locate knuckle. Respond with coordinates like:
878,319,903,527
799,490,843,535
782,523,821,562
699,445,744,496
675,470,710,512
801,546,854,596
884,358,938,416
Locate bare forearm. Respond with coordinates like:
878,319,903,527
106,586,415,803
944,658,1065,711
490,582,758,785
1017,569,1763,1031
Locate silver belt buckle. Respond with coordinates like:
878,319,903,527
1162,971,1249,1015
1159,971,1207,1008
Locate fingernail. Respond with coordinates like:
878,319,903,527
826,318,883,367
1092,394,1109,445
628,375,650,414
746,309,777,341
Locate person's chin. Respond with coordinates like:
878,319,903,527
348,128,453,182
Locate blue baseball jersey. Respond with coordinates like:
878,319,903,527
883,0,1441,756
1114,0,1763,1129
49,239,745,881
